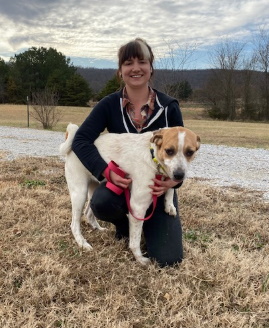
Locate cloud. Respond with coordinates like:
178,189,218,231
0,0,269,67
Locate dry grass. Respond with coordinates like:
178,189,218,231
185,119,269,149
1,104,269,149
0,104,90,131
1,157,269,328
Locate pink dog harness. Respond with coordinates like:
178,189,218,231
104,161,162,221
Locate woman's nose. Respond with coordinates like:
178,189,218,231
131,60,140,71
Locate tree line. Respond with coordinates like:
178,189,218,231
146,29,269,121
77,28,269,122
1,27,269,123
0,47,93,107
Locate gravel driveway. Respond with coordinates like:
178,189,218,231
1,125,269,200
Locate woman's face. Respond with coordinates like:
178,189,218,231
120,57,152,89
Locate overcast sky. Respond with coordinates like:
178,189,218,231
0,0,268,69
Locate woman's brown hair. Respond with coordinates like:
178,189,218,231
117,38,154,77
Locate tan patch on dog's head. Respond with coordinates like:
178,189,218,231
180,127,201,160
150,126,200,162
151,128,179,161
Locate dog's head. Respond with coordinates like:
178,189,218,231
150,126,200,182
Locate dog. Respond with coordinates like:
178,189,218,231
60,123,200,265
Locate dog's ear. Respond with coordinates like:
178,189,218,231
150,131,163,146
196,135,201,150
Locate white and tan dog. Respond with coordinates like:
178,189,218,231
60,123,200,265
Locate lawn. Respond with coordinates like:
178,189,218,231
0,157,268,327
0,104,269,327
1,103,268,149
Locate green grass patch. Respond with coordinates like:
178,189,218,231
20,179,46,188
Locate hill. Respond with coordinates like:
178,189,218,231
76,67,213,93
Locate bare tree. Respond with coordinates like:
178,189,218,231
240,55,259,120
253,27,269,120
155,40,198,96
208,39,245,120
31,88,61,129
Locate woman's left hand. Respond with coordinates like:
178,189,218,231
149,177,182,197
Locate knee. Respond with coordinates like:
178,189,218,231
153,253,183,268
91,185,108,211
90,183,127,219
147,243,183,267
90,186,113,217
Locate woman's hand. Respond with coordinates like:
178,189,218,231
149,177,182,197
106,169,132,189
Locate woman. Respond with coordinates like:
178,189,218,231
72,38,184,266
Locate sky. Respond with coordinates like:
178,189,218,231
0,0,268,70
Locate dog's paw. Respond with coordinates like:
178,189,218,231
165,203,177,216
83,243,93,251
95,226,107,231
90,222,107,231
77,239,93,251
86,213,106,231
137,256,151,266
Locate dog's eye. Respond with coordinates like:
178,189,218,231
185,150,194,157
165,148,175,156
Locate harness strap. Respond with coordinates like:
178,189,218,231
104,161,125,195
104,161,160,221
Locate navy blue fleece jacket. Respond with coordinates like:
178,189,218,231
72,89,184,181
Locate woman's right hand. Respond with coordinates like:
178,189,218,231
107,170,132,189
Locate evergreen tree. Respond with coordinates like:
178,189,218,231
97,74,121,100
178,80,193,100
8,47,76,103
169,80,193,100
61,74,93,106
0,58,9,103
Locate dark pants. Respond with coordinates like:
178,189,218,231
90,182,183,267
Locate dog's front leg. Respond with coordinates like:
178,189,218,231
164,189,177,216
128,214,150,266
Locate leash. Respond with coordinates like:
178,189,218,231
104,161,162,221
150,147,169,176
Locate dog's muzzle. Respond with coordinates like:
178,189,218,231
173,169,185,181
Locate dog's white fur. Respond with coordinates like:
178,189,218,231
60,123,200,265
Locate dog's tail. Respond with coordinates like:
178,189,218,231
59,123,79,155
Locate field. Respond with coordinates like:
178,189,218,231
0,103,268,149
1,104,269,327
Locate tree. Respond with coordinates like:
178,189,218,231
97,74,121,100
60,74,93,106
253,28,269,120
8,47,76,103
0,58,9,103
208,40,245,120
168,80,192,100
240,56,260,120
30,88,61,129
156,40,197,96
5,76,23,104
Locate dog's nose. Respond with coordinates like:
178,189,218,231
173,170,185,181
